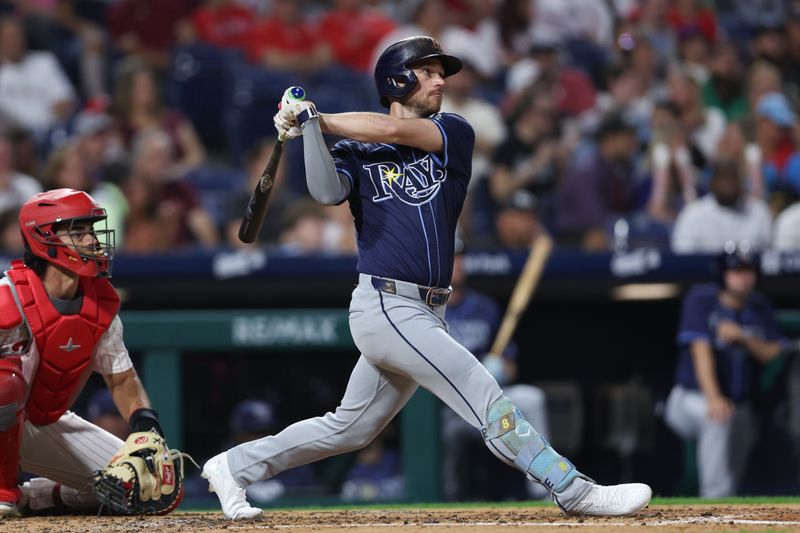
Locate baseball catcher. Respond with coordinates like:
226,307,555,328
0,189,190,518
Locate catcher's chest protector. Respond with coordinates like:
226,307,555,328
5,261,119,425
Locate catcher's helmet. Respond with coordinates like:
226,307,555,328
374,35,462,108
19,188,115,277
714,242,758,288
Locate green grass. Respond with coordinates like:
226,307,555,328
179,495,800,513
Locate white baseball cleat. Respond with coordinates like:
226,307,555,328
0,501,19,519
554,478,652,517
202,452,263,520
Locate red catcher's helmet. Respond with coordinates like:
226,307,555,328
19,188,115,277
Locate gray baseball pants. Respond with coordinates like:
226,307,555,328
664,385,754,498
228,274,515,486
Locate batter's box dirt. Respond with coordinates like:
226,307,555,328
3,504,800,532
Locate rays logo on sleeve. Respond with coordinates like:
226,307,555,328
363,155,447,206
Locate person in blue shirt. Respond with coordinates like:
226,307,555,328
202,36,651,519
665,244,785,497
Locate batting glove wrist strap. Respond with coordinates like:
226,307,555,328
298,105,319,127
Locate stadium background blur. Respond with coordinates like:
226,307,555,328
1,0,800,504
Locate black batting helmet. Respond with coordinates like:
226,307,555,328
714,242,758,288
374,36,462,108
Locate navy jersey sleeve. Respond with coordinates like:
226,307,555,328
677,285,714,346
331,139,359,191
430,113,474,180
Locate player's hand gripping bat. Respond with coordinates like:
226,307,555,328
238,86,307,244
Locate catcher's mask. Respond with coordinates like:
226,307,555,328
19,188,115,278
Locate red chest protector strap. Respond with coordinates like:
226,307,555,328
5,261,120,426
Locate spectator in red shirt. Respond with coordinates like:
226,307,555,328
191,0,255,50
317,0,395,73
108,0,191,71
246,0,330,72
667,0,717,43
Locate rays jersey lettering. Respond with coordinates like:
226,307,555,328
364,155,447,205
332,112,475,287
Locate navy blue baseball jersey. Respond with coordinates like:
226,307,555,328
673,283,784,402
331,113,474,288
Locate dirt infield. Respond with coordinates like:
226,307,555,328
3,504,800,532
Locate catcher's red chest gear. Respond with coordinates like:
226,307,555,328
4,262,119,425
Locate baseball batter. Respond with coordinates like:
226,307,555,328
203,36,652,519
0,189,169,517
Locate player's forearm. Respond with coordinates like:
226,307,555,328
689,341,724,399
318,112,443,152
741,336,782,363
104,368,151,421
302,117,351,205
319,112,397,141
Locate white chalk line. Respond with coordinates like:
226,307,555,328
226,515,800,529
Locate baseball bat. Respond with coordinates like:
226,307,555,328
238,86,307,244
488,232,554,358
238,140,283,243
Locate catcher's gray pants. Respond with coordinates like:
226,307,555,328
664,385,754,498
228,275,510,486
21,411,123,509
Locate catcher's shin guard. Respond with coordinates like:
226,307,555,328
482,396,585,494
0,359,25,505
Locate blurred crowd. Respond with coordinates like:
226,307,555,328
1,0,800,255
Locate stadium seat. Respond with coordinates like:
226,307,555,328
223,65,297,166
167,44,245,152
185,164,247,227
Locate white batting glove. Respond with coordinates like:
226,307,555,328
273,111,301,142
280,86,318,126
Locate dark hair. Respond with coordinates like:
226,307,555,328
23,244,49,277
595,114,634,141
653,99,682,118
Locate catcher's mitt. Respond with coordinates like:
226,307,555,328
91,431,194,515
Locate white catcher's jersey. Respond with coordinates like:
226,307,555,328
0,277,134,386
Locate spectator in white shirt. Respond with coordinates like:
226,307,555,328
772,202,800,250
672,158,772,253
0,16,76,136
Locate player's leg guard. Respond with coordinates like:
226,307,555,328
482,396,591,498
0,359,26,507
